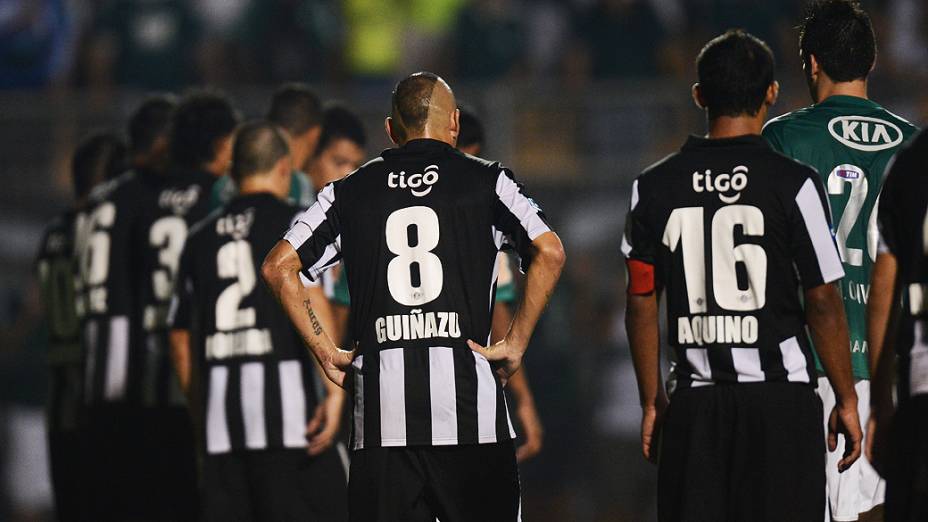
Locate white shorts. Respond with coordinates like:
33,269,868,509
3,405,53,511
816,377,885,521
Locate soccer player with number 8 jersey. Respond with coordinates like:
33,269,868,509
763,2,918,519
264,72,566,522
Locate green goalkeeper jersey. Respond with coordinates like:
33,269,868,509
763,95,918,379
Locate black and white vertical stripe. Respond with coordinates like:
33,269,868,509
495,171,550,241
83,315,129,403
673,334,816,388
794,178,844,283
283,184,341,281
350,347,515,450
205,359,315,454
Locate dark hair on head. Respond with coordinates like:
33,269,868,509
231,120,290,184
316,105,367,155
72,131,127,199
128,95,176,154
169,90,239,169
799,0,875,83
457,106,485,151
391,72,440,142
696,29,776,120
267,83,323,136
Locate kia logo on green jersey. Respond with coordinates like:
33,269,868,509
828,116,903,152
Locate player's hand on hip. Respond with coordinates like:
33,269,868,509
640,399,667,465
466,338,525,386
828,401,863,472
515,403,544,463
322,346,357,388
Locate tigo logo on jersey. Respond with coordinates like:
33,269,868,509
692,166,748,204
159,186,201,215
388,165,439,197
828,116,903,152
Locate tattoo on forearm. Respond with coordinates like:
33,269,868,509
304,299,324,336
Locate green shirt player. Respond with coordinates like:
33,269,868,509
762,2,917,520
210,83,324,211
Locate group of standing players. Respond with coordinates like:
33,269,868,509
36,82,547,521
31,0,928,521
624,1,928,521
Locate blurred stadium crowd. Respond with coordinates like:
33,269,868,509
2,1,928,521
4,0,928,88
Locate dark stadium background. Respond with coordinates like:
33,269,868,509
0,1,926,520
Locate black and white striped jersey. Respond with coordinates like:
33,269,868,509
171,193,322,454
283,138,551,449
622,135,845,388
133,168,215,406
877,129,928,400
76,168,214,407
36,210,83,432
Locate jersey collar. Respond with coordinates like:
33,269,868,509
383,138,456,157
815,94,880,111
682,134,769,150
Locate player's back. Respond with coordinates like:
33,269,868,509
38,210,81,367
128,168,215,405
335,141,513,352
285,138,550,448
76,171,150,404
624,135,844,387
877,130,928,399
37,210,84,429
764,97,918,376
176,193,321,454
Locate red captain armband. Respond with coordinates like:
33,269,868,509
626,259,655,295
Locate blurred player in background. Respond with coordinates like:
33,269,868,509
169,121,348,522
867,129,928,522
211,83,324,210
76,91,236,520
135,90,240,518
624,30,861,521
37,131,125,520
458,107,544,462
307,106,368,344
763,2,918,519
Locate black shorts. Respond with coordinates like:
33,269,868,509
885,395,928,522
658,382,824,522
348,440,521,522
84,405,198,521
48,428,84,521
203,447,349,522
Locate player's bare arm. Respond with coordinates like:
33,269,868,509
467,231,566,385
169,328,192,397
262,240,356,387
302,283,347,455
805,282,862,471
492,301,544,462
626,288,667,464
866,251,900,473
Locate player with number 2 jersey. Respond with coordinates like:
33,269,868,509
762,2,917,519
